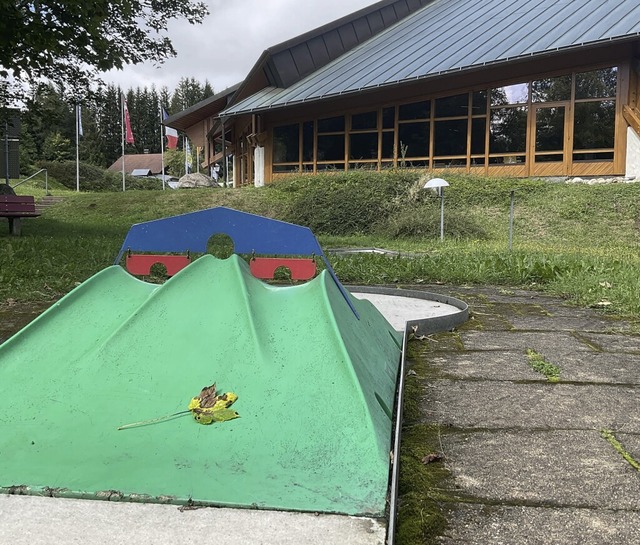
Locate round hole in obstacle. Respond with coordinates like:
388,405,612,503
207,233,235,259
273,266,293,282
149,262,168,282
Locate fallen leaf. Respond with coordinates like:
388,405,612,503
421,453,443,465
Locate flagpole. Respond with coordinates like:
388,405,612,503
121,93,125,192
160,104,166,190
75,103,80,192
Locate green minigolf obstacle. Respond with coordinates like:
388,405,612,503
0,254,402,515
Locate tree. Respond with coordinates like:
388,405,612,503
0,0,209,106
42,132,72,161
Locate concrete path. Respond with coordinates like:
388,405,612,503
411,285,640,544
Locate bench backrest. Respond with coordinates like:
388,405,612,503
0,195,36,213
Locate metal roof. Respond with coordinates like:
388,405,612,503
229,0,430,107
222,0,640,117
261,0,431,88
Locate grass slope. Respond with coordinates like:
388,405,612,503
2,172,640,322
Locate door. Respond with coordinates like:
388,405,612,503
530,104,569,176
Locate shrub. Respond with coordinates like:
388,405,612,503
381,204,488,239
269,170,421,235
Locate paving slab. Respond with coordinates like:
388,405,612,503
507,312,632,333
422,381,640,431
577,332,640,353
460,330,595,354
442,429,640,509
438,504,640,545
0,495,386,545
426,351,544,382
426,350,640,384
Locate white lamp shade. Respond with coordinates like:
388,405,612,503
423,178,449,189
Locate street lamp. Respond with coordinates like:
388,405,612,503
423,177,449,241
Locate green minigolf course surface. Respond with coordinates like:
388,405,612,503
0,255,402,515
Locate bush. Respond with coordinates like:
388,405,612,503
381,204,488,239
269,170,421,235
37,161,164,191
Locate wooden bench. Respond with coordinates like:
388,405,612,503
0,195,41,236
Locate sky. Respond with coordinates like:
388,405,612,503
103,0,376,94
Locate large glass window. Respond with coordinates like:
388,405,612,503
531,75,571,102
535,107,565,152
490,83,529,106
349,133,378,160
399,100,430,120
351,111,377,130
318,116,345,133
470,118,486,155
398,122,429,158
270,65,619,178
434,119,467,156
472,91,487,115
576,67,617,99
435,93,468,118
317,134,344,162
273,124,299,164
302,121,314,162
490,106,528,153
382,107,395,129
381,132,395,159
573,101,615,150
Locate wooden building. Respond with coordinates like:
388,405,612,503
165,0,640,187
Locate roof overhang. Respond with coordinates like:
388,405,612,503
163,83,242,131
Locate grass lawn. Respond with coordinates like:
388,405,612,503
3,173,639,324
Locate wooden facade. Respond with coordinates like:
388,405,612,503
227,46,638,186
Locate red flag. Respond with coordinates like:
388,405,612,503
124,97,135,145
162,108,178,149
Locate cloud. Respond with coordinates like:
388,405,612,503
102,0,374,93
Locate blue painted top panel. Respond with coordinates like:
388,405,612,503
222,0,640,116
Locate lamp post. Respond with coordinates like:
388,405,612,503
423,177,449,242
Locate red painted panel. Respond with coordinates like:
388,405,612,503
126,254,191,276
250,258,317,280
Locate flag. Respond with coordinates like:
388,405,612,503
162,108,178,149
76,104,83,137
185,138,193,173
123,97,135,145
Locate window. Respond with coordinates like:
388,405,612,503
491,83,529,106
434,119,467,156
351,111,377,130
273,124,299,164
302,121,314,163
398,122,429,158
349,133,378,160
576,67,617,99
317,134,344,161
490,107,528,153
269,66,619,178
470,118,486,155
318,116,345,133
399,100,430,120
573,101,615,150
435,94,468,118
531,75,571,102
